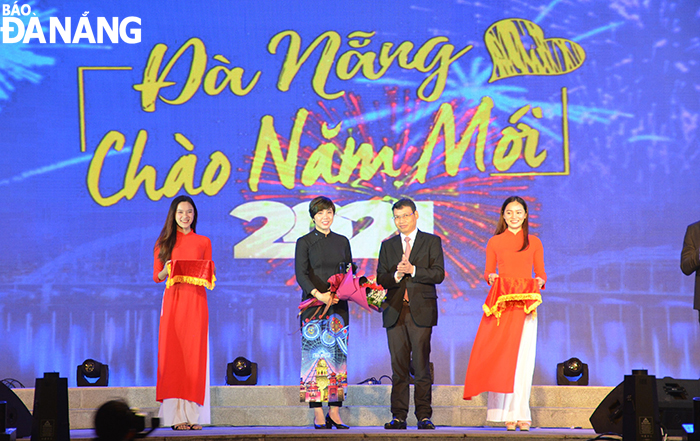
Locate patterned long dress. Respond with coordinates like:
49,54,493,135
295,229,352,403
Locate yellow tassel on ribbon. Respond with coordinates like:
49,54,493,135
482,277,542,325
165,260,216,289
166,274,216,290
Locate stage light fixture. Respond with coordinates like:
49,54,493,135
226,356,258,385
77,359,109,386
557,357,589,385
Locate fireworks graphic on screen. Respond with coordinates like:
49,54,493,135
237,83,543,303
0,7,55,107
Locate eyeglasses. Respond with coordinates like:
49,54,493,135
393,212,415,221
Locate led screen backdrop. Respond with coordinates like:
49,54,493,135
0,0,698,389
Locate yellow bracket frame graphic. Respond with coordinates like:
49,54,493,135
77,66,133,153
490,87,571,177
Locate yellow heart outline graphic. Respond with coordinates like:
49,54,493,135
485,18,586,82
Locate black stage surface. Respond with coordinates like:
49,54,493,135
66,426,629,441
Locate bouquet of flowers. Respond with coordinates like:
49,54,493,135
363,278,387,310
298,267,387,317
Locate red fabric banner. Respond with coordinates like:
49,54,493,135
166,259,216,290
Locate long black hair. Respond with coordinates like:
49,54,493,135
155,195,198,263
494,196,529,252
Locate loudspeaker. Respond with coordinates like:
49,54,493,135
590,382,624,434
0,383,32,438
591,371,665,439
656,377,700,436
622,370,661,441
31,373,69,441
0,401,17,441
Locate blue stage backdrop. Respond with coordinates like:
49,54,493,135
0,0,698,388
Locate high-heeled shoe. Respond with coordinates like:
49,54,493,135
505,421,517,431
313,419,329,429
517,421,531,431
326,413,350,429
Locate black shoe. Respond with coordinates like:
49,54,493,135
314,420,329,429
417,418,435,429
384,418,407,430
326,413,350,429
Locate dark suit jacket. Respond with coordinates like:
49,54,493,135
377,230,445,328
681,221,700,309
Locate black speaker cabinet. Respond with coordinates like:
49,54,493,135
655,377,700,436
622,370,661,441
590,382,624,434
0,383,32,438
591,371,669,440
31,373,69,441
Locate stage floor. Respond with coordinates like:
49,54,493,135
68,425,617,441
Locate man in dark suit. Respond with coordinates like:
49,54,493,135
377,198,444,430
681,221,700,322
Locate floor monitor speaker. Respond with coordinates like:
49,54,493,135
0,383,32,438
590,381,624,434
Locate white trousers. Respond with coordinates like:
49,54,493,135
158,335,211,426
486,313,537,422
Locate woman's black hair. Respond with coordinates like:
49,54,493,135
308,196,336,218
494,195,530,252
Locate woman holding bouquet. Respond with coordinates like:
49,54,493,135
463,196,546,431
295,196,352,429
153,195,214,430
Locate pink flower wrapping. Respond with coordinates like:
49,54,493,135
298,270,386,315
